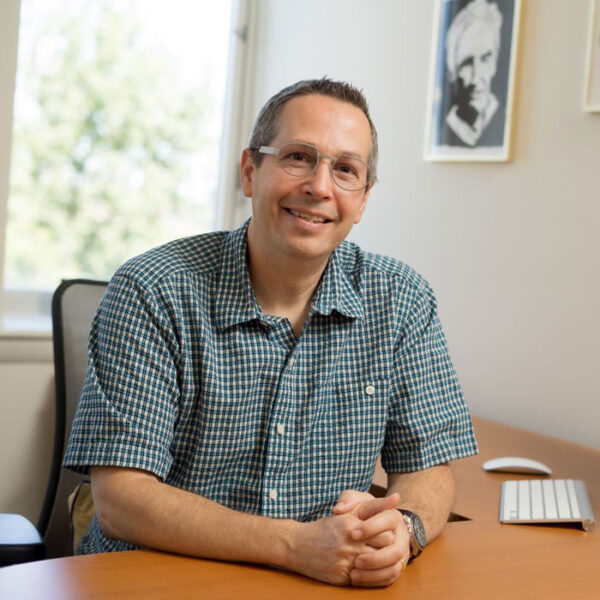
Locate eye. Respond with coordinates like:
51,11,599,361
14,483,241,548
285,151,311,163
333,159,360,179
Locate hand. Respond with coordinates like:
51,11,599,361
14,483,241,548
334,490,411,587
333,490,394,549
287,494,407,587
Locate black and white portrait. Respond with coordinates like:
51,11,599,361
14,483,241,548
425,0,521,160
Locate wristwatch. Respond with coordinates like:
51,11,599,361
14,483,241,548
397,509,426,562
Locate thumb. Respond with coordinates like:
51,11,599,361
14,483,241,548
355,493,400,521
333,489,370,515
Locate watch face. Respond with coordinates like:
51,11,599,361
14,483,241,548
399,509,427,551
412,514,427,549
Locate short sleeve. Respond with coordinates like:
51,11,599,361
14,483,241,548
63,273,181,480
381,282,478,473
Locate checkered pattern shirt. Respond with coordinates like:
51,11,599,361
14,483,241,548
64,220,478,554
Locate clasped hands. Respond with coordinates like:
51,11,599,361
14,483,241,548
291,490,410,587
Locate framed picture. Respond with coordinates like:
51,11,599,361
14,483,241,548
584,0,600,111
424,0,522,161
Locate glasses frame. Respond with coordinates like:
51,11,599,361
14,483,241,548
252,142,370,192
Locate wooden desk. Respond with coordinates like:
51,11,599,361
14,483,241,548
1,418,599,599
451,417,600,523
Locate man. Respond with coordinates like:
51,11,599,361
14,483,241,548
443,0,504,147
64,78,477,588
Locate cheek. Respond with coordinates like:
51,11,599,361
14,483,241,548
458,66,473,86
340,197,367,226
484,63,497,82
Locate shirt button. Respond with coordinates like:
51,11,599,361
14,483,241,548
365,385,375,396
277,424,285,435
289,357,296,368
269,489,278,500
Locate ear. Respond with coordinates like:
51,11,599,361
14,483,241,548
353,185,372,224
240,148,256,198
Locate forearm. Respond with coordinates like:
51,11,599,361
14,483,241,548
91,467,297,568
386,464,455,542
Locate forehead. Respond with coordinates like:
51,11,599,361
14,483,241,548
274,94,372,159
456,23,498,60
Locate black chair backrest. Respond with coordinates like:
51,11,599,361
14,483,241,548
39,279,108,558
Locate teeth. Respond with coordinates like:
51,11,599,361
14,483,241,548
289,209,327,223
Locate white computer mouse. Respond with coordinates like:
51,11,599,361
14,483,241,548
482,456,552,475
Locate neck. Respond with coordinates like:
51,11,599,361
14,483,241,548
247,228,330,336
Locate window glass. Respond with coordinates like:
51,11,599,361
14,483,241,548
3,0,232,330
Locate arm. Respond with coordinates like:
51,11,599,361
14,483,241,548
91,466,402,587
386,462,455,542
91,466,294,566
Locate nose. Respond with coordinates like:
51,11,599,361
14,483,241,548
303,158,334,199
473,59,483,83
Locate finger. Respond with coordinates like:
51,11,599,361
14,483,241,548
351,509,402,541
332,490,374,515
350,559,405,588
363,530,395,549
355,493,399,521
354,543,405,571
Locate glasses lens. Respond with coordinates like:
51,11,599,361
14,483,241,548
278,143,318,177
275,142,368,191
332,155,368,191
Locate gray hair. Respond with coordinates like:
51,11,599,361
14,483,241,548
445,0,503,79
248,77,378,186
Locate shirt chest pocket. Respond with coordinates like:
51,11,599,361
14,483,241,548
329,377,389,447
308,377,390,490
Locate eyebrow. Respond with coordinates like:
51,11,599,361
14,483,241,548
287,139,367,161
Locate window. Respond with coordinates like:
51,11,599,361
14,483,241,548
1,0,250,332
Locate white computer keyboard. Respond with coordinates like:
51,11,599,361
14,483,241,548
499,479,595,532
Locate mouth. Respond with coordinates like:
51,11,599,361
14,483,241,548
285,208,332,224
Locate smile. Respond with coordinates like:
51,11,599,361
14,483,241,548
286,208,331,224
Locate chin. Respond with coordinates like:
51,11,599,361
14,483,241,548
469,94,489,112
284,240,334,262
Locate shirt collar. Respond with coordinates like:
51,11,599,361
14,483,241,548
310,246,364,321
215,220,263,331
214,221,364,331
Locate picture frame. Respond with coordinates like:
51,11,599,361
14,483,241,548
584,0,600,111
424,0,522,162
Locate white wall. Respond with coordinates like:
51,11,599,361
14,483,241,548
249,0,600,448
0,361,54,521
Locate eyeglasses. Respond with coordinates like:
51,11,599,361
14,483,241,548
252,142,369,192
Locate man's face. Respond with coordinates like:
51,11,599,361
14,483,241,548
454,23,499,114
241,94,372,266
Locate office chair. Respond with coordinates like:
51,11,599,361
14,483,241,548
0,279,108,566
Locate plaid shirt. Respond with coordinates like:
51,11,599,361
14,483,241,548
64,220,477,553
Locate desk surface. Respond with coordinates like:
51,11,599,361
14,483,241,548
1,417,599,599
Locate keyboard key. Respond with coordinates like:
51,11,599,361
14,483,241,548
503,481,518,521
554,480,572,519
530,480,544,519
566,479,581,519
518,480,531,520
542,479,558,519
